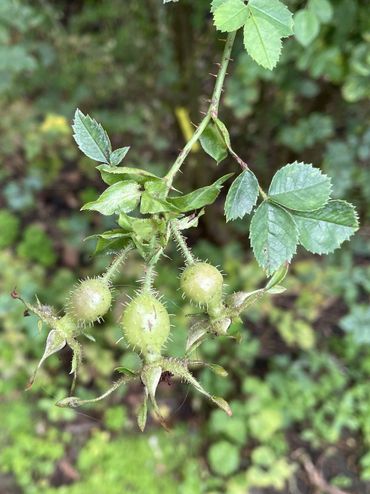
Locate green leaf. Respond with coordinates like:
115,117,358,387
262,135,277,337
294,9,320,46
97,164,161,186
211,0,227,13
292,200,359,254
93,236,132,256
213,0,249,32
72,109,111,163
225,170,259,221
243,13,282,70
265,262,289,290
167,174,233,213
118,214,166,242
208,440,240,476
340,305,370,344
250,201,298,275
214,118,231,148
200,122,228,163
38,330,66,370
140,191,179,214
114,366,137,377
110,147,130,166
268,162,332,212
81,180,141,215
308,0,333,24
248,0,294,37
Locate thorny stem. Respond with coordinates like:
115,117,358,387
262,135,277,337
164,31,237,190
102,244,133,283
170,221,195,265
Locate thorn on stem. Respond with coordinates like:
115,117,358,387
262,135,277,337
11,288,20,299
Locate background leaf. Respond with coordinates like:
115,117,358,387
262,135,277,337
268,162,332,212
72,109,111,163
225,170,259,221
294,9,320,46
292,200,359,254
250,201,298,274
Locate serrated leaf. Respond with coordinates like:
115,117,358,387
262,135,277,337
81,180,141,216
137,398,148,432
243,14,282,70
292,200,359,254
72,109,111,163
250,201,298,275
308,0,333,23
268,162,331,212
248,0,294,37
211,0,227,13
200,122,228,163
213,0,249,32
167,174,233,212
294,9,320,46
97,164,161,186
110,147,130,166
225,170,259,221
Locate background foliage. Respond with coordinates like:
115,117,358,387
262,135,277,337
0,0,369,492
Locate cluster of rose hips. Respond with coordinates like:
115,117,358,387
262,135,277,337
16,229,269,429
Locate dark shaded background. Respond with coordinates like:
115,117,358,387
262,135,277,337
0,1,369,493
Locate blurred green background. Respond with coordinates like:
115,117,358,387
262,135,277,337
0,0,369,493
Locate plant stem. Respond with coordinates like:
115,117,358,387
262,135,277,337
170,221,195,265
102,244,133,283
165,31,237,190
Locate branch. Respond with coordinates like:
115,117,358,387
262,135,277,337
293,450,352,494
164,31,237,191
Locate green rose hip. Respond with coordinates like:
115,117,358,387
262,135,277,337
67,278,112,325
180,262,224,306
121,292,170,359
